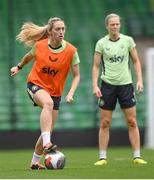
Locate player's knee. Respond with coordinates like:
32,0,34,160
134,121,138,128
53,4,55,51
43,101,54,111
127,118,137,128
100,119,111,129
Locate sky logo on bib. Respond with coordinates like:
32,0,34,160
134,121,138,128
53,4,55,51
109,55,124,63
42,67,59,77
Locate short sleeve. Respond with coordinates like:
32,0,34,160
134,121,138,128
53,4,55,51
30,45,36,55
72,51,80,66
128,37,136,51
95,40,103,54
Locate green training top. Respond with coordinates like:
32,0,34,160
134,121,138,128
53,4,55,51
95,33,136,85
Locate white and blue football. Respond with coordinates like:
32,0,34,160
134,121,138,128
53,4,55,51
45,150,65,169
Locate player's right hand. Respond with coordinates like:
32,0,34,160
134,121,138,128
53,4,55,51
10,66,19,76
93,86,102,98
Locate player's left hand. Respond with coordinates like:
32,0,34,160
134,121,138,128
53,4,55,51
136,81,143,93
65,95,74,103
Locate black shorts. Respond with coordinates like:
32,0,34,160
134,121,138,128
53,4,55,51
98,81,136,110
27,82,61,110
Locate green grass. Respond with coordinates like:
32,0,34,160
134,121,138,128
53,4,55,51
0,147,154,179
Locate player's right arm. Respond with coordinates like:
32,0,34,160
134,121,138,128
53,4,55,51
92,51,102,98
10,51,34,76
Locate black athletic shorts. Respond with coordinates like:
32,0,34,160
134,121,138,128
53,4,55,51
27,82,61,110
98,80,136,110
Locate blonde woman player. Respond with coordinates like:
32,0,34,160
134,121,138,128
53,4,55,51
10,17,80,169
92,13,147,165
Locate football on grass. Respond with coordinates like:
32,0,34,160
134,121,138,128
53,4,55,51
45,150,65,169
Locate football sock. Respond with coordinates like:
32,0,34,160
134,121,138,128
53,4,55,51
31,152,42,164
41,132,51,147
133,150,140,158
99,150,107,159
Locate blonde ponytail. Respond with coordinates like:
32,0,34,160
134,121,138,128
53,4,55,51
16,17,64,47
16,22,48,47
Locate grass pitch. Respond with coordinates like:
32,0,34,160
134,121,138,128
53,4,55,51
0,147,153,179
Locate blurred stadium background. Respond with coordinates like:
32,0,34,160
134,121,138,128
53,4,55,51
0,0,154,149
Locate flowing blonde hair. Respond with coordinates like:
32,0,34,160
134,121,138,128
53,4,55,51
16,17,64,47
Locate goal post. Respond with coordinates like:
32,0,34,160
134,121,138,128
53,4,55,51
145,48,154,149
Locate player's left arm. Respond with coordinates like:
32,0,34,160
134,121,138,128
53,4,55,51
65,52,80,103
130,47,143,93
